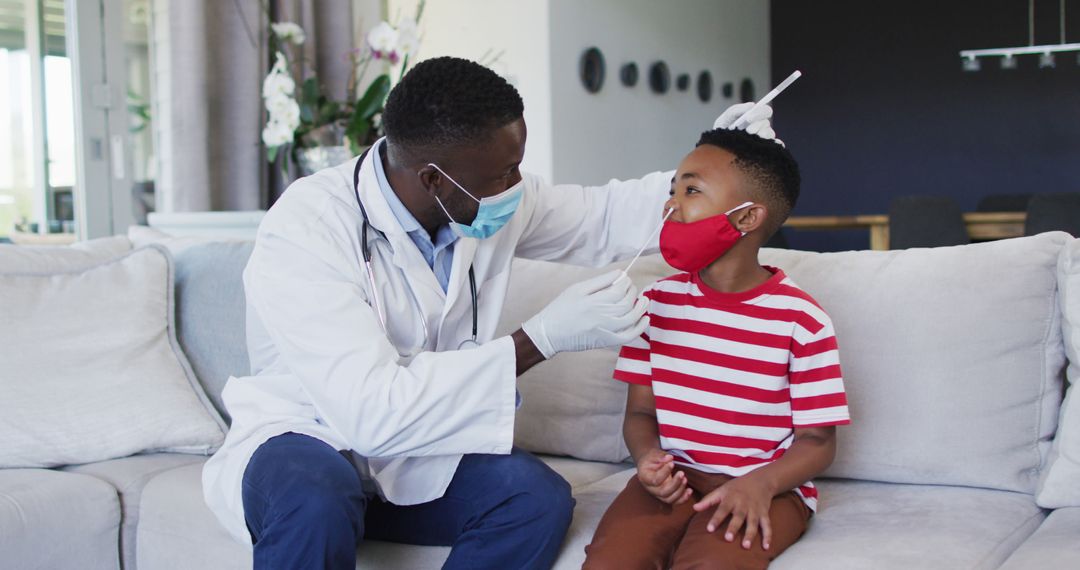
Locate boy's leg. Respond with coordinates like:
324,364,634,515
583,474,698,569
242,432,368,570
670,491,811,570
363,447,574,570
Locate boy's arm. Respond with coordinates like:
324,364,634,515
624,384,692,505
692,426,837,551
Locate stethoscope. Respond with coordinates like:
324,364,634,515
352,148,478,354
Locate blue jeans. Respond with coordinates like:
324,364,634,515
242,432,575,569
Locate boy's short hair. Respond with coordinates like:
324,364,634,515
382,57,524,153
696,128,801,238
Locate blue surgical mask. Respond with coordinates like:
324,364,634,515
429,163,524,239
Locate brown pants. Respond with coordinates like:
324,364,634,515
583,467,810,570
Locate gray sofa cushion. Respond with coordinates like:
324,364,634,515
559,471,1047,570
999,507,1080,569
63,454,206,570
771,481,1045,570
0,468,121,570
759,234,1068,494
173,241,255,422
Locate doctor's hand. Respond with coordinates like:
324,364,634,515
521,270,648,359
713,102,783,146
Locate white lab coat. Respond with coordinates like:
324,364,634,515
202,146,671,544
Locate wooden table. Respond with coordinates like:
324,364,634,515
784,212,1026,250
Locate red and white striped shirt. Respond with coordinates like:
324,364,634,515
614,267,850,511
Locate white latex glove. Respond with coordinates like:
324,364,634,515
522,270,648,359
713,102,784,146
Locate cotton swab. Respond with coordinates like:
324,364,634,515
623,208,674,276
729,70,802,130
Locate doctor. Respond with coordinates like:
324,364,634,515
203,56,778,569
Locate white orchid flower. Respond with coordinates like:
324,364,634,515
261,119,294,147
396,18,420,57
367,21,399,59
262,53,295,99
262,72,295,99
266,94,300,125
271,22,306,45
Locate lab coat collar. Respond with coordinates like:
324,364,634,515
354,144,444,298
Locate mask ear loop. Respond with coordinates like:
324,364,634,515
623,208,674,276
725,201,755,236
428,163,481,203
724,201,755,215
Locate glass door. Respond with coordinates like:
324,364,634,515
0,0,75,242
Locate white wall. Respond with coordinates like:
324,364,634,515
387,0,554,182
548,0,770,185
388,0,770,185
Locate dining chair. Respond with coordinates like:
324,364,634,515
976,193,1032,212
765,228,789,249
888,195,969,249
1024,193,1080,237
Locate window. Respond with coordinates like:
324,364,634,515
1,0,156,242
0,0,75,240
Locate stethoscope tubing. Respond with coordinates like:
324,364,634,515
352,148,479,349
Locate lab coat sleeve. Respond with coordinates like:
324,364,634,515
244,217,517,459
513,170,674,265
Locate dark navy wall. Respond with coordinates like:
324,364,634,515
771,0,1080,251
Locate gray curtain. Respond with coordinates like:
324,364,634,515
155,0,357,211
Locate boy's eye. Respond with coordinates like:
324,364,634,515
668,189,676,197
686,187,700,194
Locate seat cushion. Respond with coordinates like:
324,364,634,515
998,507,1080,569
540,455,629,490
136,455,625,569
137,462,250,569
770,481,1045,570
0,468,121,570
64,454,206,570
556,472,1046,570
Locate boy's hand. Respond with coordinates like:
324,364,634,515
693,475,775,550
635,449,692,505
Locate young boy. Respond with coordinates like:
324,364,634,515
583,128,850,569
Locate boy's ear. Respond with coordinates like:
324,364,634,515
734,204,769,234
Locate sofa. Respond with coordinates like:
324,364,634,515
2,228,1080,569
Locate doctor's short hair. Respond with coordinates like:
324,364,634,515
696,128,801,236
382,57,524,153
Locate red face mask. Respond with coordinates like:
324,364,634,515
660,201,753,272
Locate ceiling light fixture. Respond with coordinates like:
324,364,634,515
960,0,1078,71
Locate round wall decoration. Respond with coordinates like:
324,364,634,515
620,62,639,87
696,70,713,103
579,47,606,93
649,61,671,94
739,78,756,103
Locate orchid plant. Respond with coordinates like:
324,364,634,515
262,2,425,164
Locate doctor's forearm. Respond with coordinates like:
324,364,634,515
512,329,546,376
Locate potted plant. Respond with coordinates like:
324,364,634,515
262,2,425,176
